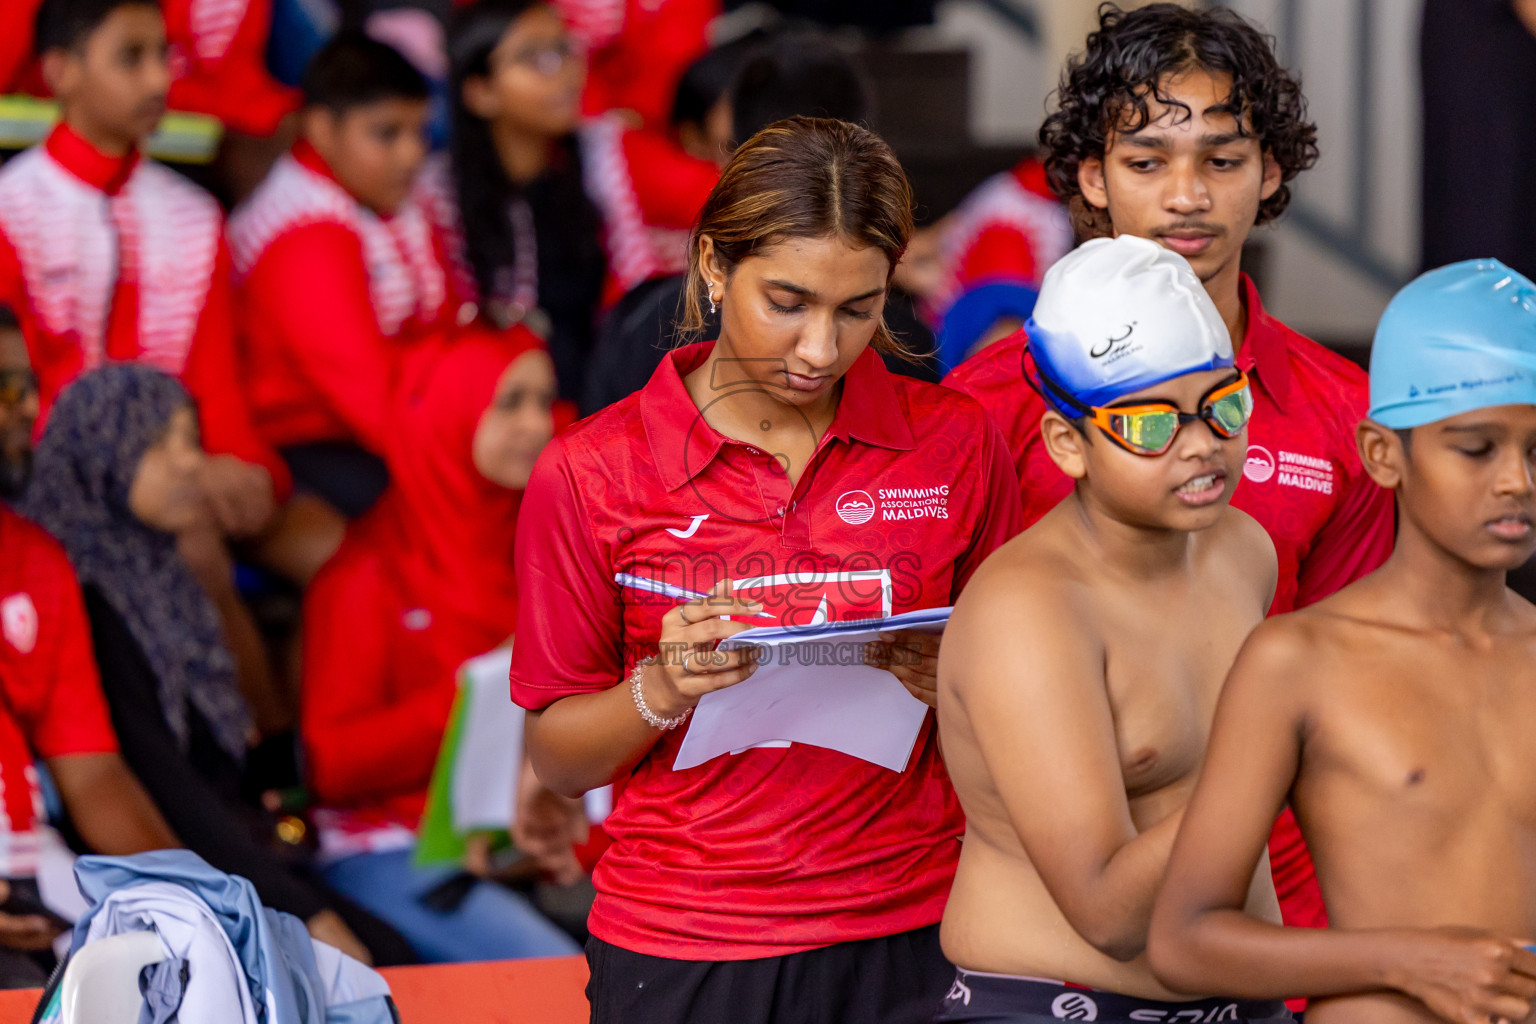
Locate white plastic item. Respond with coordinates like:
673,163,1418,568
59,929,168,1024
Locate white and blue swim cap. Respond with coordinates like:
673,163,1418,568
1368,259,1536,429
1025,236,1233,416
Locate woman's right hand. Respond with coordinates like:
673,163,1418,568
641,579,764,721
1387,927,1536,1024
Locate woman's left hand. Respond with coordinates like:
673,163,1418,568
512,755,589,886
865,629,942,708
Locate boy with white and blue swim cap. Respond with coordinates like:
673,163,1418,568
1150,259,1536,1024
1024,235,1244,457
936,234,1286,1024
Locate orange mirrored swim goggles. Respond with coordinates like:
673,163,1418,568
1023,346,1254,456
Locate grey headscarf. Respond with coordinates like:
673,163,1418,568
21,365,250,762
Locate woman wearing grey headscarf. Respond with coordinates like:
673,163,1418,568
21,365,412,966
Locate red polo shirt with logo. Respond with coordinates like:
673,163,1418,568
0,507,119,876
511,341,1024,959
943,273,1396,930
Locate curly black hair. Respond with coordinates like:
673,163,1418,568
1039,2,1318,239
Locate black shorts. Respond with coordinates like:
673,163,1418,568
936,969,1293,1023
585,924,951,1024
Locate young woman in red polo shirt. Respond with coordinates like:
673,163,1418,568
510,117,1024,1024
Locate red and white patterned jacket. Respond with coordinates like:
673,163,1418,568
0,124,289,494
228,143,457,453
925,158,1074,327
555,0,718,129
578,115,717,297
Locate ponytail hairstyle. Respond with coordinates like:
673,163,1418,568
448,0,601,307
679,116,914,356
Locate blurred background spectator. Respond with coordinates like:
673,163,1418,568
20,364,411,967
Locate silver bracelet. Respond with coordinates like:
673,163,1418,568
629,658,692,731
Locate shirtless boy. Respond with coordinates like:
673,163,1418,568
937,234,1289,1023
1148,261,1536,1024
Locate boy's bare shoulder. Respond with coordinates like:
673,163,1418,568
1215,505,1276,563
1207,506,1279,596
1226,585,1378,702
963,514,1092,608
949,517,1096,648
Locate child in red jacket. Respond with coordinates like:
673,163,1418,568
229,33,457,527
1,0,297,136
0,0,288,537
301,324,576,963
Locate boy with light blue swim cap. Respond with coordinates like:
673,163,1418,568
1368,258,1536,429
1146,258,1536,1024
936,234,1285,1024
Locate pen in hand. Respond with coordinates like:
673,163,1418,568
614,573,776,618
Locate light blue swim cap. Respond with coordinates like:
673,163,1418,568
1025,236,1233,416
1368,259,1536,429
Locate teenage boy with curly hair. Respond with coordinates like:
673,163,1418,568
943,2,1396,939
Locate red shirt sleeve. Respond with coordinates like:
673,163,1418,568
509,438,626,710
242,223,394,453
579,0,716,128
7,535,119,759
622,129,718,229
300,544,456,806
0,231,24,313
182,241,293,498
1292,452,1395,608
951,413,1027,594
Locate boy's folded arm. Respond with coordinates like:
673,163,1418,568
949,575,1183,962
1148,618,1402,1000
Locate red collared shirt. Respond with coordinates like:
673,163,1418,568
511,342,1023,959
0,124,290,496
943,274,1395,931
0,507,120,876
229,142,455,452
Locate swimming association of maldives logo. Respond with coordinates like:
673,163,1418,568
1243,445,1336,494
835,490,877,525
1243,444,1276,483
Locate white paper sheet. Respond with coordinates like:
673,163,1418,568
672,608,952,773
453,647,611,830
